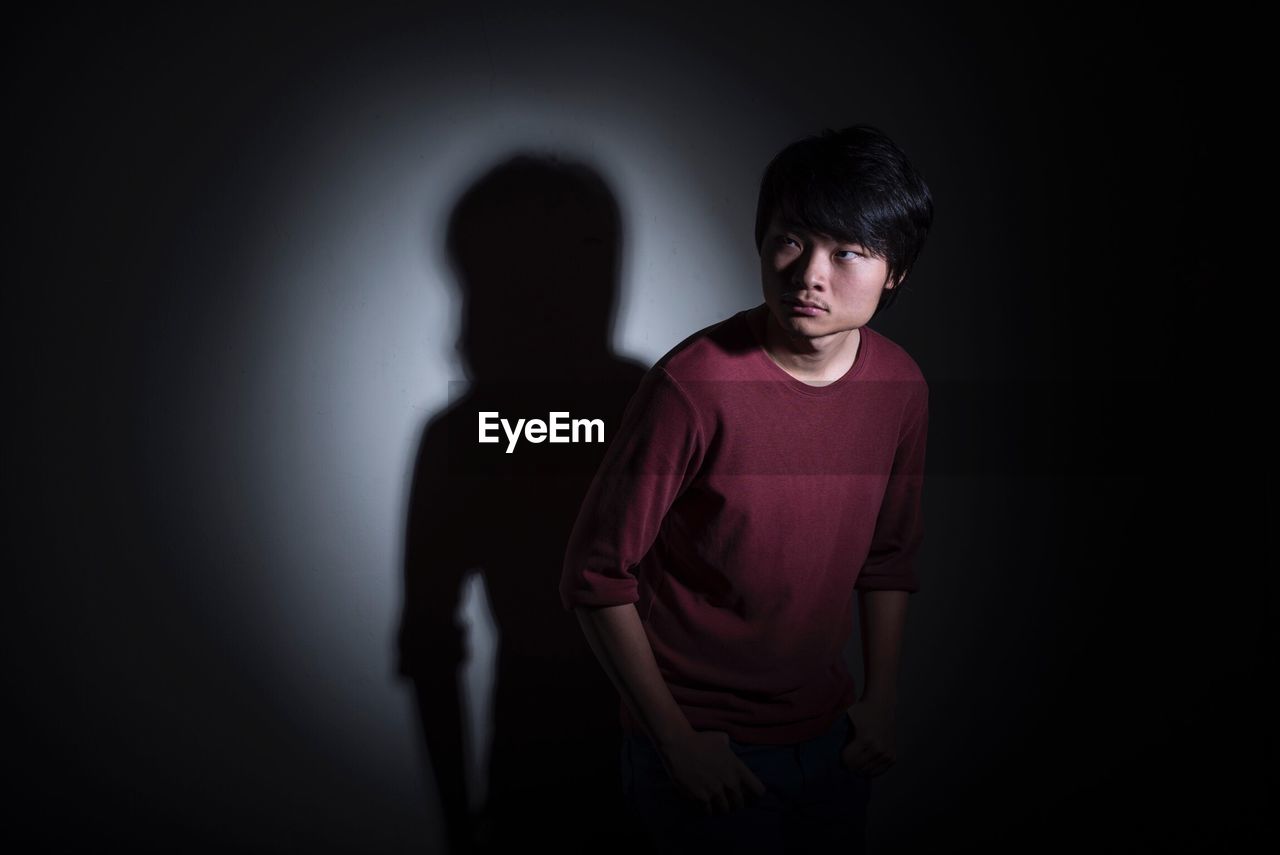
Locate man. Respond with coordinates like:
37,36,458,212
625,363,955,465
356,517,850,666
559,125,934,853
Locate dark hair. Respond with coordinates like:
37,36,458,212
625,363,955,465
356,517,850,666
754,125,934,314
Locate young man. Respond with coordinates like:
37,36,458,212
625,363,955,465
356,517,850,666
559,125,934,853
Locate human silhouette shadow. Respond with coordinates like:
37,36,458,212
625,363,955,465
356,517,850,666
396,154,650,854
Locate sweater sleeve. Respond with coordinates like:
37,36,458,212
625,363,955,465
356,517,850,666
855,388,928,594
559,366,706,610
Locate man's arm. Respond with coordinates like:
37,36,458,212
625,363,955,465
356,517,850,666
573,602,767,814
559,366,705,610
558,366,705,744
857,590,910,706
843,383,928,775
560,368,766,812
573,603,695,750
851,390,925,708
844,584,911,778
573,602,767,812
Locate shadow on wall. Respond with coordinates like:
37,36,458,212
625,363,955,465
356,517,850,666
395,153,650,854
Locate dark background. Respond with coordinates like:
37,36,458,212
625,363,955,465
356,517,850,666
5,2,1266,853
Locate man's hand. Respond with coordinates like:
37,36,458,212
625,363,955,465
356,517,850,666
841,700,897,776
658,730,767,816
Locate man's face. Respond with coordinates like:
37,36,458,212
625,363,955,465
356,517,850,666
758,211,897,344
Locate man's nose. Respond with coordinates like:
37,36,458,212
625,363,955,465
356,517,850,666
791,250,828,289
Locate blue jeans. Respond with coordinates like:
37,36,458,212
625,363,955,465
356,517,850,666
620,713,871,854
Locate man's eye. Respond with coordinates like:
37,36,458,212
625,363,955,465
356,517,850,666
779,235,800,248
837,250,863,260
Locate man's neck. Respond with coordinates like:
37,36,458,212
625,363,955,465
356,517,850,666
756,305,861,385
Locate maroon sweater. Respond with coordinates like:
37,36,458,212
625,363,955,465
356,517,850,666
559,304,928,744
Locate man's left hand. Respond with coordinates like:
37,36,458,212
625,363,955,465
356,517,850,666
840,700,896,776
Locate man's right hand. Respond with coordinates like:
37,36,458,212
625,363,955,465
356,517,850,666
657,729,767,815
